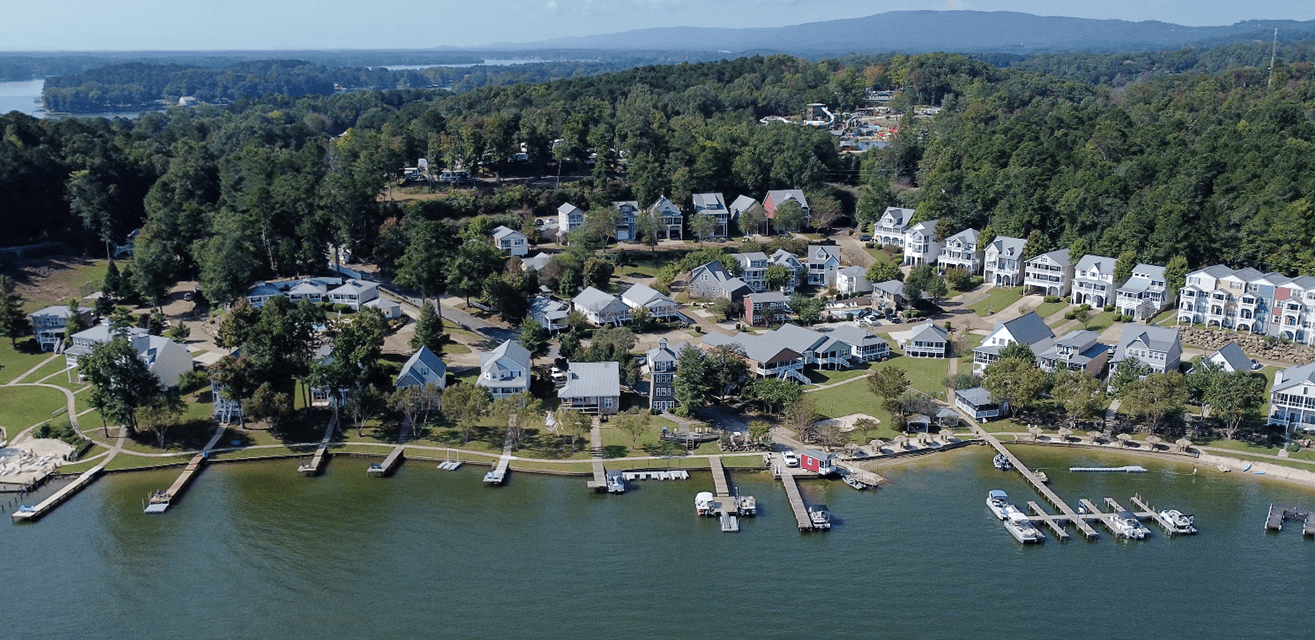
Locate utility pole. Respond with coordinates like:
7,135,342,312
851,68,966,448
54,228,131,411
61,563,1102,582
1268,28,1279,90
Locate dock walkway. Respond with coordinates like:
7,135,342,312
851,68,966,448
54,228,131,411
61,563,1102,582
298,414,338,475
144,425,227,514
774,454,815,531
1265,503,1315,535
709,455,730,497
11,464,105,522
586,417,606,492
368,416,410,477
974,425,1100,539
485,421,516,486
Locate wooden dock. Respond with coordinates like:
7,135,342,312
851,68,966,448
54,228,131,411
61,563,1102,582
709,455,731,497
11,464,105,523
586,417,606,492
978,430,1100,539
144,426,226,514
775,454,816,531
1025,501,1071,541
484,424,516,486
368,445,405,477
1265,503,1315,535
298,414,337,476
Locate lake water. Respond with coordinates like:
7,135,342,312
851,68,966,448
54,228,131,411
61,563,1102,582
3,446,1313,638
0,79,44,117
383,59,552,70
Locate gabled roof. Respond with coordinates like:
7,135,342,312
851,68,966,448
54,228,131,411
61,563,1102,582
573,286,626,314
492,225,525,241
728,195,759,217
1274,362,1315,393
827,325,886,349
907,219,939,236
766,189,808,213
956,386,996,407
559,361,621,398
329,279,377,296
907,320,948,343
692,193,726,212
397,347,447,388
522,252,552,271
768,324,832,355
880,206,914,226
621,283,674,309
646,338,684,364
747,291,789,304
1054,329,1100,348
650,195,681,215
612,200,640,215
1029,248,1071,268
701,331,801,366
1075,254,1117,274
988,236,1026,258
945,228,978,246
364,297,400,310
1196,264,1234,279
1210,341,1251,374
873,280,905,297
29,305,76,320
808,245,840,264
530,295,569,320
481,339,532,370
993,311,1054,346
735,252,769,267
288,281,327,295
1114,325,1180,359
838,266,866,278
1131,263,1166,280
72,322,147,345
557,202,584,217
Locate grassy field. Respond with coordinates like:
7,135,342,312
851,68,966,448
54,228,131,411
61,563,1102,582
1148,308,1177,326
955,333,984,364
1034,300,1070,320
878,347,952,397
1258,366,1279,417
0,338,54,384
19,258,113,311
1201,437,1315,463
806,363,873,386
0,385,69,435
968,287,1023,316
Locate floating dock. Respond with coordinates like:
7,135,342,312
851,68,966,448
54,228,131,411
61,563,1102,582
706,455,755,532
1265,504,1315,535
622,470,688,481
298,415,337,476
979,431,1100,540
1131,494,1197,536
11,464,104,523
1070,465,1148,473
368,445,405,477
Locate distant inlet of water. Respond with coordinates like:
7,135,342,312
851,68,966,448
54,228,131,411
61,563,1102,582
3,445,1314,638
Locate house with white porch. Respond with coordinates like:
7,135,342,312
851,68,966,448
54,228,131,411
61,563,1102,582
983,236,1026,287
651,196,683,240
701,332,808,383
973,311,1055,373
1024,248,1073,297
745,291,790,326
529,295,570,332
477,340,532,399
572,287,631,326
828,325,890,362
836,266,872,295
1115,263,1168,320
938,228,981,274
558,361,621,415
327,279,379,310
29,305,92,351
769,249,805,292
620,283,679,320
1268,362,1315,433
692,193,729,239
65,323,192,389
1110,324,1182,379
1071,254,1120,307
898,321,948,358
769,324,852,370
1035,329,1110,376
492,225,529,257
733,252,770,292
806,245,841,287
902,219,942,267
955,387,1010,421
874,206,914,249
395,346,447,391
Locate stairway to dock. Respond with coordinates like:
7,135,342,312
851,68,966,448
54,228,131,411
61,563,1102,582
586,417,606,492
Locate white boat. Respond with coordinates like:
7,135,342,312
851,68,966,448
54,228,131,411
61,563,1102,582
808,504,832,530
1110,510,1149,539
843,475,867,490
605,469,625,493
694,491,715,516
1158,509,1197,535
1004,512,1046,544
993,453,1012,470
987,489,1012,520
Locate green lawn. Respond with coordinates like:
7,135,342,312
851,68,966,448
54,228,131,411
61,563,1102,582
955,333,984,363
1034,300,1070,320
968,287,1024,316
0,385,69,436
0,338,55,384
1259,366,1279,417
806,362,873,386
1201,437,1315,464
879,348,951,397
27,357,71,384
1149,308,1178,326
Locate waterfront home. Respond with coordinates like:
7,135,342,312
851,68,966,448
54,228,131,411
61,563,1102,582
645,338,683,412
692,192,729,239
836,266,872,295
872,280,907,310
1109,324,1182,378
1267,362,1315,433
701,332,808,382
478,340,532,399
897,320,948,358
1035,329,1111,376
768,249,805,292
938,228,981,274
745,291,790,326
327,279,379,310
768,323,851,370
764,189,810,228
1115,263,1168,320
800,450,836,474
827,325,890,363
308,344,351,406
287,280,330,304
1206,341,1252,374
573,287,631,326
521,252,553,272
688,261,752,301
728,195,761,236
1071,254,1120,307
244,276,345,308
492,225,529,257
651,196,684,240
955,387,1009,421
620,283,679,320
67,324,192,389
558,361,621,415
1024,249,1073,297
973,311,1054,373
529,295,570,332
557,202,587,240
612,200,639,241
396,346,447,391
983,236,1026,287
64,322,143,373
807,245,842,287
1176,264,1299,339
28,304,92,351
210,348,244,425
363,297,403,320
733,252,771,291
903,219,943,267
874,206,914,248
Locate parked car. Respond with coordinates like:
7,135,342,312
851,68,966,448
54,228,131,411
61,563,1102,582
782,451,799,467
1251,359,1263,370
859,234,872,241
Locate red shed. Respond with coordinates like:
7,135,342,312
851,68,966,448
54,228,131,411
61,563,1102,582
800,449,836,474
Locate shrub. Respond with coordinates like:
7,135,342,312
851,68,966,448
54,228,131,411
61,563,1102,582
1044,295,1060,304
1104,304,1115,313
1079,303,1091,311
1064,311,1076,320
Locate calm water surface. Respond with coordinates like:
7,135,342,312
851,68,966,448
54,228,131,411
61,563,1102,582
3,446,1313,639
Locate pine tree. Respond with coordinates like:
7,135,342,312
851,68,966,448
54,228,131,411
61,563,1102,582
410,301,449,354
0,276,30,347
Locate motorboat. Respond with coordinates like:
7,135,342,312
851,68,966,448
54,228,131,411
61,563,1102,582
1110,510,1149,539
1158,509,1197,535
993,453,1012,470
987,490,1012,520
843,475,867,490
694,491,715,516
1004,512,1046,544
605,469,625,494
808,504,832,530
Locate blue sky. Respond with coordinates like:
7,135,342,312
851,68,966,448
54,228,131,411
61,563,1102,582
3,0,1312,51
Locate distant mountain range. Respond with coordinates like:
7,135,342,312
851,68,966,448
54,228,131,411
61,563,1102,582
491,10,1315,55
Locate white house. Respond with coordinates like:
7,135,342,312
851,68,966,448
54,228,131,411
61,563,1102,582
651,196,683,240
902,219,943,267
768,324,852,370
1071,254,1120,307
477,340,532,399
395,346,447,391
557,202,587,240
363,297,403,320
1110,324,1182,378
1269,362,1315,433
701,332,808,383
521,252,552,272
558,361,621,415
1207,341,1252,374
620,283,679,320
66,323,192,389
938,228,981,274
983,236,1027,287
956,387,1010,421
836,266,872,295
807,245,841,287
529,295,570,332
572,287,631,326
1115,263,1169,321
874,206,914,248
733,252,770,292
828,325,890,363
327,279,379,310
692,192,729,239
973,311,1054,373
492,225,529,257
898,321,948,358
1024,248,1073,297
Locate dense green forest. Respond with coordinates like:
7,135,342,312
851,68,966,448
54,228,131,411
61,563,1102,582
3,44,1315,306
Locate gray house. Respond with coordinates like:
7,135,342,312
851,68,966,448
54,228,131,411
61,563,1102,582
558,361,622,415
900,321,949,358
973,311,1054,373
396,346,447,391
645,338,684,412
478,340,533,399
1110,324,1182,378
692,192,729,239
573,287,631,326
688,261,752,301
1035,329,1110,376
29,304,92,352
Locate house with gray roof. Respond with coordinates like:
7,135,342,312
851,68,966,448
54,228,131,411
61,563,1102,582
1071,254,1121,307
529,295,570,332
728,195,761,236
612,201,639,241
363,297,403,319
807,245,841,287
903,219,942,267
733,252,771,291
701,332,807,383
1206,341,1252,374
557,202,587,240
620,283,678,319
244,276,345,308
764,189,810,227
745,291,790,326
836,266,871,295
1036,329,1111,376
65,322,191,388
29,304,91,351
521,252,553,272
558,361,621,415
688,261,752,301
984,236,1027,287
768,324,851,370
645,338,685,412
1115,263,1168,320
1024,248,1073,297
955,386,1010,421
898,320,948,358
1268,362,1315,432
651,196,684,240
973,311,1055,373
692,192,729,239
328,279,379,310
827,325,890,363
874,206,914,249
492,225,529,257
769,249,805,292
1110,324,1182,380
478,340,532,399
396,346,447,391
938,228,981,274
572,287,631,326
872,280,907,310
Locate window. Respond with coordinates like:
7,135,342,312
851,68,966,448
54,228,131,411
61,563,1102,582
603,396,614,408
